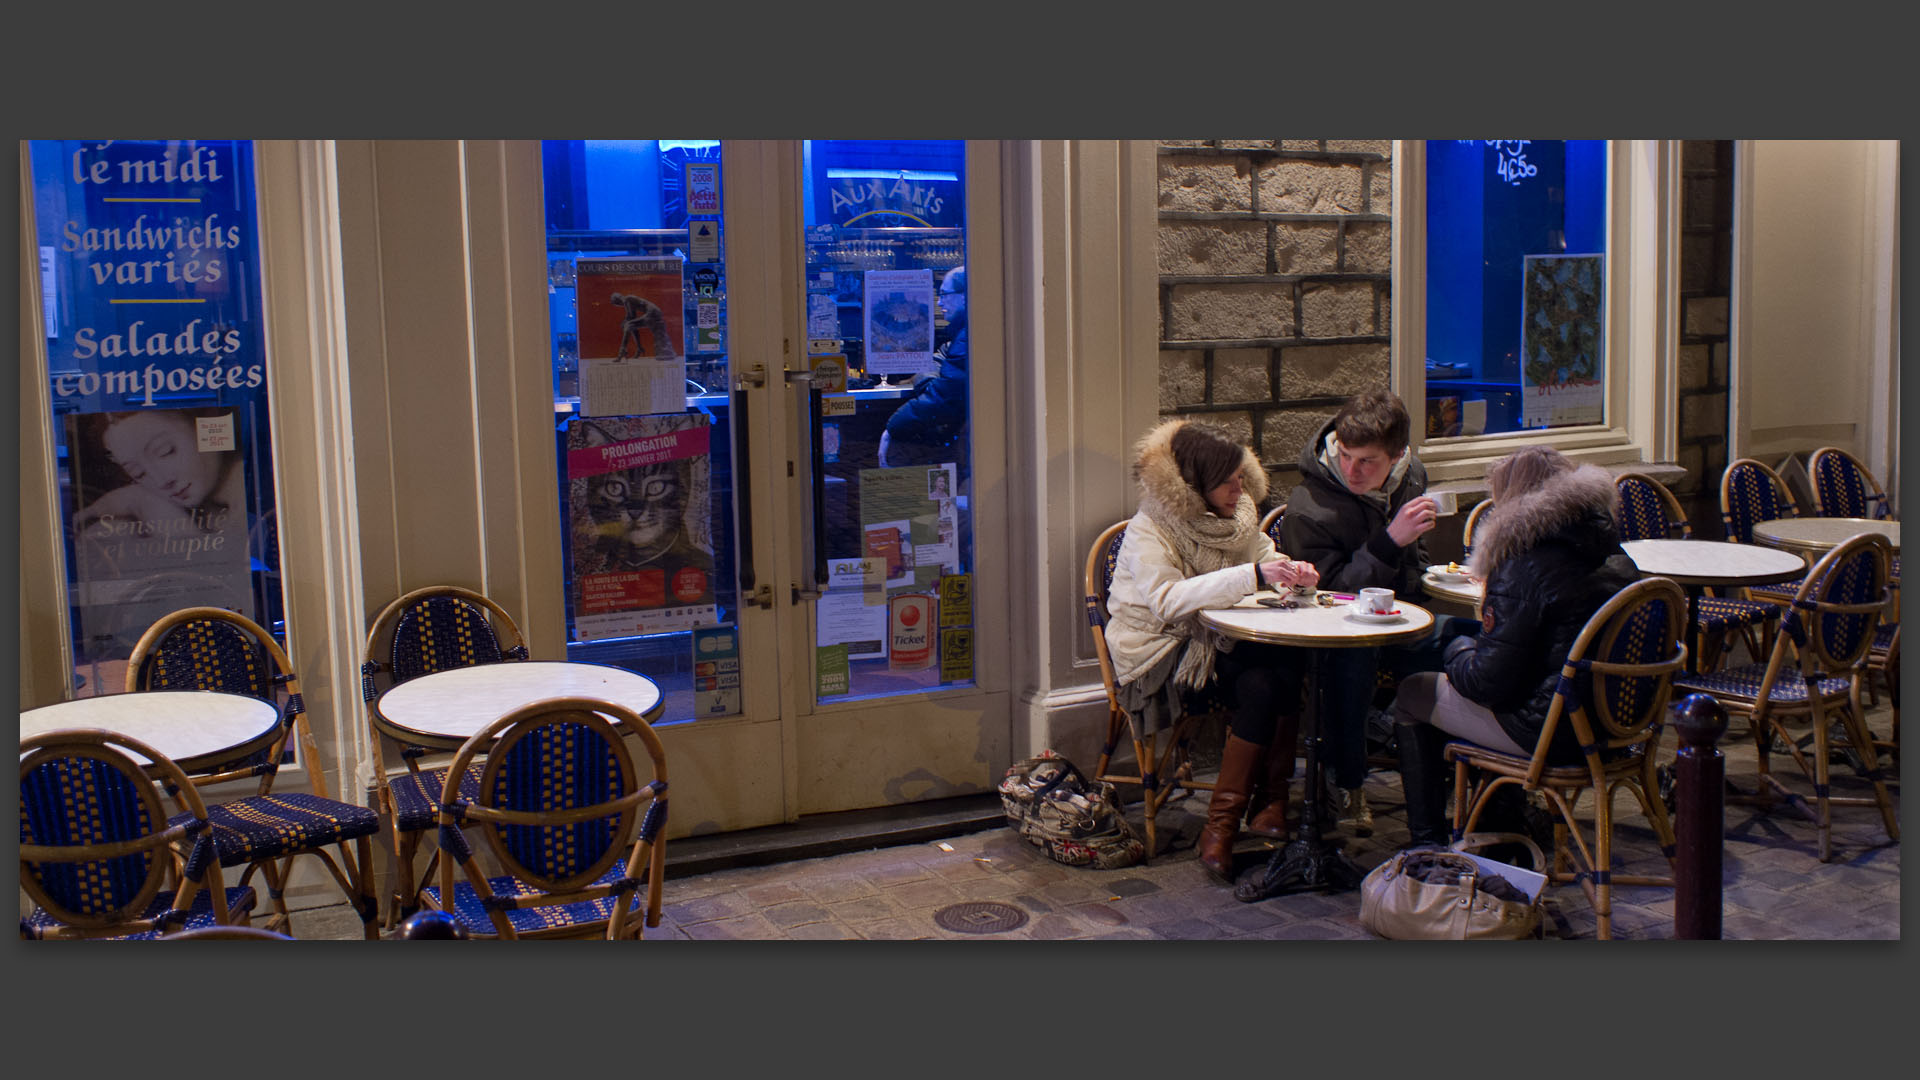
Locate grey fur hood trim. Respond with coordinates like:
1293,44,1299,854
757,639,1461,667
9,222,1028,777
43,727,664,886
1468,464,1617,578
1134,419,1268,515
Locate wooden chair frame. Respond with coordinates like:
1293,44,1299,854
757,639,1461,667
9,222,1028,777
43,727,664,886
1085,521,1223,859
1674,533,1899,862
127,606,378,938
1257,503,1287,549
425,697,669,940
1444,577,1689,940
1461,498,1493,560
21,730,252,940
362,585,530,928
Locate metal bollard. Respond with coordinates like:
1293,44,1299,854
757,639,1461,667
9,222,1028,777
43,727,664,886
1670,693,1728,940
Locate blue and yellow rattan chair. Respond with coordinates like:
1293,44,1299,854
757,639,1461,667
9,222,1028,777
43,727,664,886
419,696,669,939
1721,457,1808,608
21,729,257,940
1672,532,1899,862
127,607,382,939
1258,503,1287,550
1615,472,1776,671
1444,576,1689,940
362,585,531,927
1808,447,1900,711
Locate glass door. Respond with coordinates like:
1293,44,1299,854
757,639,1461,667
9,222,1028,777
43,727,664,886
534,139,1006,830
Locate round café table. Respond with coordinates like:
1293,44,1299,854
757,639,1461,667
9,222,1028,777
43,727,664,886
1201,591,1435,900
374,660,666,753
1420,572,1484,615
1622,539,1806,673
1752,517,1899,558
20,691,282,777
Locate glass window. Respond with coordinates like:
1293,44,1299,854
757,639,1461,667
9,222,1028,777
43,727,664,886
27,139,285,697
1423,140,1608,439
799,139,973,703
542,140,738,724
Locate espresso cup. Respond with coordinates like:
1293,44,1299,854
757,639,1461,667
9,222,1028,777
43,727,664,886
1430,489,1458,516
1361,587,1395,614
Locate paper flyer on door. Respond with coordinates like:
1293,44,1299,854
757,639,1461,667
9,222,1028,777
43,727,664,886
565,414,717,640
858,464,951,591
64,406,257,657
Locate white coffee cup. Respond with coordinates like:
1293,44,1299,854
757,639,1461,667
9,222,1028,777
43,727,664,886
1360,587,1395,615
1430,489,1458,516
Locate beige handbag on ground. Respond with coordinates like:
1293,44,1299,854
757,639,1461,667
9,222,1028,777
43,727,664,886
1358,844,1544,940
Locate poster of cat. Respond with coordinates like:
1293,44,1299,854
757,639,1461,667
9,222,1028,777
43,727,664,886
565,414,717,640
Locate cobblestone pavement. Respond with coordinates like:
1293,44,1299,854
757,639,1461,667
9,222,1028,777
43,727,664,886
284,702,1901,942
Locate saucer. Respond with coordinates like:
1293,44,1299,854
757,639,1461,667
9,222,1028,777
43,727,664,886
1425,564,1471,583
1346,603,1405,624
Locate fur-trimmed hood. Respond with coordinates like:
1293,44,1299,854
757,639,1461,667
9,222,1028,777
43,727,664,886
1468,464,1619,578
1134,419,1268,516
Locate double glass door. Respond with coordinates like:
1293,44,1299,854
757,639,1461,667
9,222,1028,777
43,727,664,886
536,139,1005,830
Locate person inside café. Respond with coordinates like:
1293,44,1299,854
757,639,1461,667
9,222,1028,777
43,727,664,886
878,267,969,482
1103,419,1320,882
1388,445,1639,849
1279,389,1449,837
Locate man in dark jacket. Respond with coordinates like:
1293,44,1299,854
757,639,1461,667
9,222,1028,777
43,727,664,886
880,267,968,482
1280,389,1451,835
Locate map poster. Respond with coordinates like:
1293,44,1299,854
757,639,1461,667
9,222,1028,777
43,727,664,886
65,406,257,658
1520,254,1605,429
565,414,717,640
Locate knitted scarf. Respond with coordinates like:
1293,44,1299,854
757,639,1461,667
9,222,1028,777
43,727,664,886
1140,488,1261,690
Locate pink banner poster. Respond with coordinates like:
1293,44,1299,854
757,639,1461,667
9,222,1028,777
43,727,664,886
566,414,718,640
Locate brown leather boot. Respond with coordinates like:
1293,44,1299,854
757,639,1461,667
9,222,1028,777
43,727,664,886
1245,714,1300,839
1198,734,1266,883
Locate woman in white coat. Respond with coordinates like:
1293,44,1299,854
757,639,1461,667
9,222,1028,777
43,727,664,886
1106,420,1318,882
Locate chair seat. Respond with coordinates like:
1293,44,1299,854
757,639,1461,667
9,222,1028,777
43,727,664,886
171,794,382,866
387,764,486,833
1443,739,1643,783
1674,663,1853,705
1748,579,1803,605
21,886,258,940
421,863,644,938
1871,623,1897,654
1696,596,1778,630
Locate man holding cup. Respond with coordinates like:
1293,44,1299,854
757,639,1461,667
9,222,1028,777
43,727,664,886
1281,389,1465,836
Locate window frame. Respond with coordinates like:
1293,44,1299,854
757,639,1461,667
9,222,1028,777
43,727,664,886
1392,139,1679,481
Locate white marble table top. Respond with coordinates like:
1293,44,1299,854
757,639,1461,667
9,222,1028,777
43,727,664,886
1622,539,1806,587
375,661,664,751
20,691,281,774
1753,517,1900,555
1200,590,1435,648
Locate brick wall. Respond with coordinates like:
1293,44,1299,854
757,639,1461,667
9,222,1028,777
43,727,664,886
1156,140,1393,500
1675,140,1735,536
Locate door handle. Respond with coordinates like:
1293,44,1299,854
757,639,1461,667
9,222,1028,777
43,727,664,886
731,382,756,598
792,372,828,599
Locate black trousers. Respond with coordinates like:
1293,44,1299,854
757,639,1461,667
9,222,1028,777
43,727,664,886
1210,641,1306,746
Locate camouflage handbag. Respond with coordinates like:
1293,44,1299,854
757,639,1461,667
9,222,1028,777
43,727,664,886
997,751,1146,870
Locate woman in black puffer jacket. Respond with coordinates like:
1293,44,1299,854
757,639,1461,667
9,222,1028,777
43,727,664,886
1389,445,1640,847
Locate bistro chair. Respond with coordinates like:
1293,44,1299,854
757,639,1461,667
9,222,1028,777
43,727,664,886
362,585,531,928
127,607,382,939
1085,520,1234,859
1258,503,1287,550
1614,472,1776,671
21,729,257,940
1443,576,1689,940
1721,457,1808,607
1671,533,1899,862
419,696,670,940
1461,497,1493,561
1808,445,1896,522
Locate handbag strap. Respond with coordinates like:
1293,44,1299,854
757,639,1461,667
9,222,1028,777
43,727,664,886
1029,758,1088,804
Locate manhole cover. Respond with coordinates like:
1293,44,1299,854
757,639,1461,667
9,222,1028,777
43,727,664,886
932,902,1029,935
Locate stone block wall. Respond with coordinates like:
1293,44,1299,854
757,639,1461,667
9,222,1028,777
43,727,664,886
1157,140,1394,501
1675,140,1735,536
